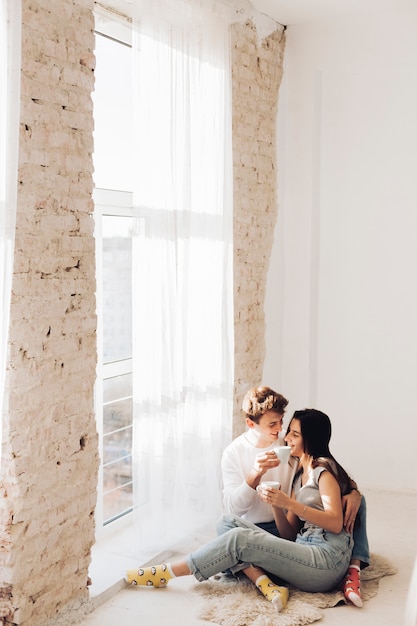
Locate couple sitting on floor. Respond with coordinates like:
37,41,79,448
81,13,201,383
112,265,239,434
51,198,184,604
125,385,369,613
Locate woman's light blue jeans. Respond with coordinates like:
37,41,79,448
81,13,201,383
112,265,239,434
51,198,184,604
255,497,370,568
186,514,353,592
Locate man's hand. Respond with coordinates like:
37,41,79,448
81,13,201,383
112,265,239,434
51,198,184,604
252,450,280,475
342,490,361,533
246,451,280,490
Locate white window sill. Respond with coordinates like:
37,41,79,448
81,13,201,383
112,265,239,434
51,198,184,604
88,519,191,605
88,522,137,602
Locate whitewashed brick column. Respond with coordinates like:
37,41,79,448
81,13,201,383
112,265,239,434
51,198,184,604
231,20,286,436
0,1,98,624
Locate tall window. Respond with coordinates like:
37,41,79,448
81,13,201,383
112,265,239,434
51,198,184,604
93,18,135,531
93,1,234,558
95,196,136,527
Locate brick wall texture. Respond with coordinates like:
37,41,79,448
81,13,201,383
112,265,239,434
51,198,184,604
231,20,285,436
0,2,285,624
0,0,98,624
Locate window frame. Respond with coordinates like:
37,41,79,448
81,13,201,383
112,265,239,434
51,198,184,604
94,188,137,539
93,5,134,540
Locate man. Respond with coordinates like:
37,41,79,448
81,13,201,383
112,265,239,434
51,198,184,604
221,385,369,607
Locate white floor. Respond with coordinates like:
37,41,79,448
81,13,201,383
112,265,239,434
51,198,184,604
81,489,417,626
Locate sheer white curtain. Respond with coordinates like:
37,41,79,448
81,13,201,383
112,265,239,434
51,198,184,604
131,0,234,556
0,0,21,446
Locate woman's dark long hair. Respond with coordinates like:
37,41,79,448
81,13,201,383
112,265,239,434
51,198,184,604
289,408,352,496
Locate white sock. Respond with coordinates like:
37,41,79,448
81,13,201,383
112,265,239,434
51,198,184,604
166,563,176,577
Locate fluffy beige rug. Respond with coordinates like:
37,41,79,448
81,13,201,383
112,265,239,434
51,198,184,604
193,553,397,626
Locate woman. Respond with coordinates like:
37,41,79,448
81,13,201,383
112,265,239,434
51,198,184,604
125,409,354,612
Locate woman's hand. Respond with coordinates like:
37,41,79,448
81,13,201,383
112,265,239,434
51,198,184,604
258,484,299,540
257,484,289,510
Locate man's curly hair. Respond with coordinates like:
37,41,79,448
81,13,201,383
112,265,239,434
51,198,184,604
242,386,288,424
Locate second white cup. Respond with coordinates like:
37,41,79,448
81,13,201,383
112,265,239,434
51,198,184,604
256,480,280,492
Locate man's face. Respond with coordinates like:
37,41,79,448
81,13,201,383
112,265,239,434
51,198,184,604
247,410,284,446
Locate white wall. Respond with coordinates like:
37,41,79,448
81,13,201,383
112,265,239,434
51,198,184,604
264,5,417,492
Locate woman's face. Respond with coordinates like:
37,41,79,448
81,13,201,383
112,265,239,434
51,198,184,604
284,418,304,457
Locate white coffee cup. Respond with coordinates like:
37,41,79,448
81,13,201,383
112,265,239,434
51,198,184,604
274,446,291,464
256,480,280,492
